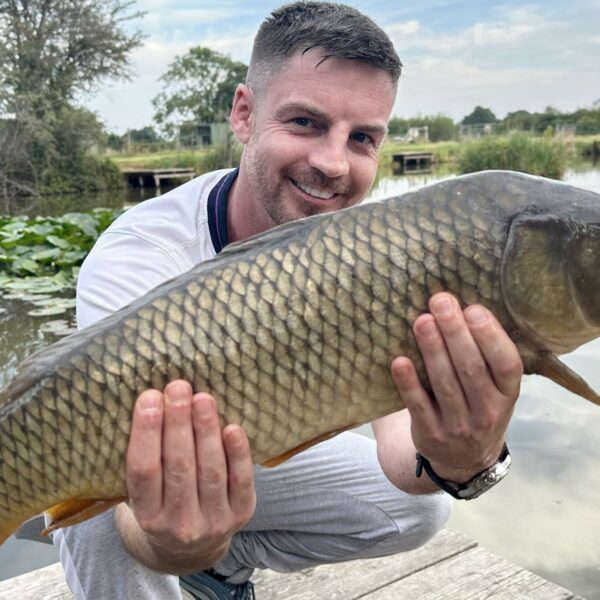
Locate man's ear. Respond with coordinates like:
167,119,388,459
230,84,254,144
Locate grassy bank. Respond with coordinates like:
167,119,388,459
109,134,596,178
112,139,463,174
112,139,243,175
457,133,572,179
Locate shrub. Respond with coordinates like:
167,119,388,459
458,133,570,179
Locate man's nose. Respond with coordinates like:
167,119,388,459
307,132,350,179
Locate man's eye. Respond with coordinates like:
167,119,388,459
352,132,373,145
293,117,313,127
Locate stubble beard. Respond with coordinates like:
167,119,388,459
244,135,351,228
244,136,299,227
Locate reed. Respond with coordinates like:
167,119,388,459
458,133,571,179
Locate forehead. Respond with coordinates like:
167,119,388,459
259,48,396,123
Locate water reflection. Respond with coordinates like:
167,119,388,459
449,344,600,600
0,183,178,217
0,163,599,596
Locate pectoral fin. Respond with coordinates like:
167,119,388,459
261,425,356,468
43,496,126,536
531,352,600,406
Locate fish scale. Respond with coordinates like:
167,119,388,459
1,170,600,543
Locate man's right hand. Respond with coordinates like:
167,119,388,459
116,380,256,575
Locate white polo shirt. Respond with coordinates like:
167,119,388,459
76,168,238,329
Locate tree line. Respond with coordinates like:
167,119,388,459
388,103,600,142
1,0,599,198
0,0,144,197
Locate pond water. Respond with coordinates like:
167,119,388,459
0,163,599,599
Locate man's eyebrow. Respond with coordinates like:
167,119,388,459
276,102,388,137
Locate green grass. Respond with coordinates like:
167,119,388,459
109,134,596,176
457,133,572,179
573,134,600,159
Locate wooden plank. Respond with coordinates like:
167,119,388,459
0,529,583,600
0,562,72,600
362,546,578,600
252,529,475,600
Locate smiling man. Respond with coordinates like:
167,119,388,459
52,3,521,599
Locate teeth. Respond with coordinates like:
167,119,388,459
294,180,335,200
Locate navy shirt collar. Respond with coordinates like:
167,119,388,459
207,168,238,254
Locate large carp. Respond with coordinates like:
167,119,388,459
1,170,599,544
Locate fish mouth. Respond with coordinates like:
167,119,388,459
289,178,338,201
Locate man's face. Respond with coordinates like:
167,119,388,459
240,49,396,227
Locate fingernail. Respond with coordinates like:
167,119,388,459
166,382,190,406
195,394,214,418
138,393,161,413
431,295,453,317
227,427,244,446
465,306,488,326
416,317,437,338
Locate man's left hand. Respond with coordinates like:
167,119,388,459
391,292,522,484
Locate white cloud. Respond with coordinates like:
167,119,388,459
385,20,420,35
469,21,537,46
87,1,600,130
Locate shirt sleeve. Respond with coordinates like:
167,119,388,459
76,231,184,330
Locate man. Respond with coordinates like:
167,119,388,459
53,2,522,599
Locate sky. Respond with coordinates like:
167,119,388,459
86,0,600,133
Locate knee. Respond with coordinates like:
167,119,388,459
388,492,453,552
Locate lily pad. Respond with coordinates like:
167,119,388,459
39,319,71,333
3,292,52,302
28,306,69,317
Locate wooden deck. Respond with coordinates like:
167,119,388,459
392,151,434,174
121,168,195,189
0,529,584,599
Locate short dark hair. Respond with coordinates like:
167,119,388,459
247,1,401,93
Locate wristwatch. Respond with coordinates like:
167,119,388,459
415,444,511,500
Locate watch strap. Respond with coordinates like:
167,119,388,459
415,444,511,500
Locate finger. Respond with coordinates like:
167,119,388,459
413,310,470,428
126,390,164,519
390,356,441,438
162,380,198,513
192,393,229,513
223,425,256,522
464,304,523,399
428,293,494,406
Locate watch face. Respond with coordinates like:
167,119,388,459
458,449,512,500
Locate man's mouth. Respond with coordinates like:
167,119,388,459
291,179,336,200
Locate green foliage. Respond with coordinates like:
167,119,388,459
500,106,600,135
388,114,455,142
0,0,144,107
195,134,243,174
0,0,143,197
462,106,497,125
0,208,124,286
458,133,569,179
153,47,248,137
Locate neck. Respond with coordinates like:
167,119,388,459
227,164,273,243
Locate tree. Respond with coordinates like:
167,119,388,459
0,0,143,196
153,47,248,137
462,106,497,125
1,0,143,112
388,114,455,142
127,126,160,144
501,110,534,132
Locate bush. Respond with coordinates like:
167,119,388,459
40,154,123,195
458,133,570,179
